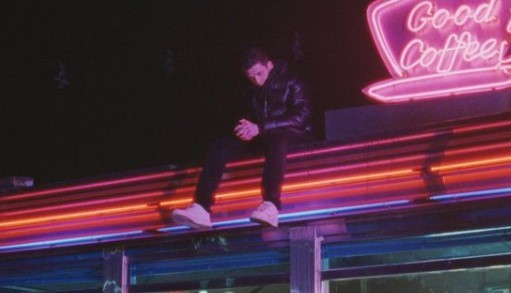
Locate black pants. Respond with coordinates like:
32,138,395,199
194,128,308,212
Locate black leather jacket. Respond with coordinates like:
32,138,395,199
243,61,312,135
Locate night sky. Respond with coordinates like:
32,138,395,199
1,0,387,185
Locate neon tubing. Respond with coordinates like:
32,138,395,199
2,152,509,230
453,120,511,134
159,199,411,231
430,186,511,200
0,204,152,228
4,152,509,229
431,154,511,172
1,190,167,217
0,170,184,202
3,117,507,208
160,168,417,206
364,0,511,102
0,230,144,253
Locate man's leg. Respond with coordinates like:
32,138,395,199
194,136,244,211
173,136,244,228
261,130,291,209
250,129,301,227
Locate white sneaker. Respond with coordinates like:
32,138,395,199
172,203,212,229
250,201,279,227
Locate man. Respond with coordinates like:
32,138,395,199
172,47,312,228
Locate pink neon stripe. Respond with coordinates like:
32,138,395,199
0,190,166,217
366,72,511,102
365,0,511,102
0,171,180,201
439,142,511,158
453,120,511,134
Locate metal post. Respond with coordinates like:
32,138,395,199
103,248,129,293
290,226,323,293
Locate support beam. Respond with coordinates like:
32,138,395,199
290,226,323,293
103,248,128,293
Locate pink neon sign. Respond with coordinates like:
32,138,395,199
363,0,511,102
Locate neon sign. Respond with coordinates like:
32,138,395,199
363,0,511,102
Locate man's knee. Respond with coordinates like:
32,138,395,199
206,136,243,163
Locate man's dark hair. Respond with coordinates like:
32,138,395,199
242,47,271,70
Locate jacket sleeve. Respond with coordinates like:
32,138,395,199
262,77,311,132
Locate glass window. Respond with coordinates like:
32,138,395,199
326,266,511,293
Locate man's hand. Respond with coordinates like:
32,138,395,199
234,119,260,141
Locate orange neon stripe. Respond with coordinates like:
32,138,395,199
283,169,415,191
212,169,416,201
1,190,168,218
216,188,260,200
0,204,151,228
0,213,161,238
160,169,417,207
431,155,511,172
212,177,426,213
159,197,193,207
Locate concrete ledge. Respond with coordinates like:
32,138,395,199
325,91,511,142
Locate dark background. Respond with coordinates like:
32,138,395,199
0,0,387,185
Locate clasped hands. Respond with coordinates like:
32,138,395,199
234,119,260,141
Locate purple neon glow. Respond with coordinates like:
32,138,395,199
3,183,511,252
363,0,511,102
159,199,411,232
0,230,144,253
430,186,511,200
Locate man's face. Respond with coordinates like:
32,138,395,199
244,61,274,87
